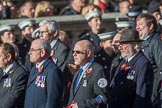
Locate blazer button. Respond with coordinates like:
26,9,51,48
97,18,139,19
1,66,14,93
120,82,123,85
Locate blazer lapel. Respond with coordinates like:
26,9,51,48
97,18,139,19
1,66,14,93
0,61,19,82
27,66,39,87
51,40,59,53
73,64,93,96
109,60,126,87
0,69,4,79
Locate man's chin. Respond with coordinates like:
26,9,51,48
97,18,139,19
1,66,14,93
74,61,80,65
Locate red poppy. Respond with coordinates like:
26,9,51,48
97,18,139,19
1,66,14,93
121,64,127,69
86,68,92,73
38,65,44,73
121,64,131,72
65,106,72,108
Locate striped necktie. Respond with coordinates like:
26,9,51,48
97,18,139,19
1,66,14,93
73,68,83,93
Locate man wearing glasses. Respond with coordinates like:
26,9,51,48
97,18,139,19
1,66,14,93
24,39,63,108
109,29,153,108
67,39,108,108
38,19,69,72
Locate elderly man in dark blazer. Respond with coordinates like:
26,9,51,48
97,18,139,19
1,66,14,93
24,39,63,108
38,19,69,72
0,43,28,108
67,39,108,108
108,29,153,108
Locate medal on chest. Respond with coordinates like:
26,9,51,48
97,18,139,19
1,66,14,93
3,78,11,87
35,75,46,88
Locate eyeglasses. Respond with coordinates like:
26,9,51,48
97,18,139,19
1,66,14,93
119,43,130,49
29,48,42,52
39,31,50,34
72,50,87,54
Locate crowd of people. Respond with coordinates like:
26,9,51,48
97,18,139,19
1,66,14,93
0,0,162,108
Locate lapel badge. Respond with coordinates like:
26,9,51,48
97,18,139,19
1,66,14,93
3,78,11,87
82,73,87,78
52,57,57,64
83,80,87,87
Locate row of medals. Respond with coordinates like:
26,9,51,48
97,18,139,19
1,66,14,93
127,70,135,80
35,76,46,88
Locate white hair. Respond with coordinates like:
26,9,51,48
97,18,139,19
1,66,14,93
39,19,60,32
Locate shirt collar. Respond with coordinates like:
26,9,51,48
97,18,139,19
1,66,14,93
80,58,94,71
127,53,137,62
50,38,58,48
3,61,15,74
144,34,151,41
36,58,48,68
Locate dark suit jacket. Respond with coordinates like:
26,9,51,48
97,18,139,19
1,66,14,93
18,38,31,65
68,62,108,108
142,32,162,105
24,57,64,108
109,54,122,81
51,39,69,72
0,61,28,108
95,49,116,81
109,51,153,108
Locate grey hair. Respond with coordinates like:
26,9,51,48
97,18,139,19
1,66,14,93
39,19,60,32
39,39,51,53
81,40,95,54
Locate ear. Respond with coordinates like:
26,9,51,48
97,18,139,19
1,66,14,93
149,23,154,31
40,49,46,57
22,30,25,35
50,30,59,37
54,30,59,36
6,53,12,62
100,41,104,48
87,49,92,57
88,21,91,27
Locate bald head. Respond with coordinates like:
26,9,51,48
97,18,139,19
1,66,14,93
73,40,94,66
32,39,51,53
76,40,94,53
29,39,51,64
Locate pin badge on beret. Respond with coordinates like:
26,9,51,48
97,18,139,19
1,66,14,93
97,78,107,88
